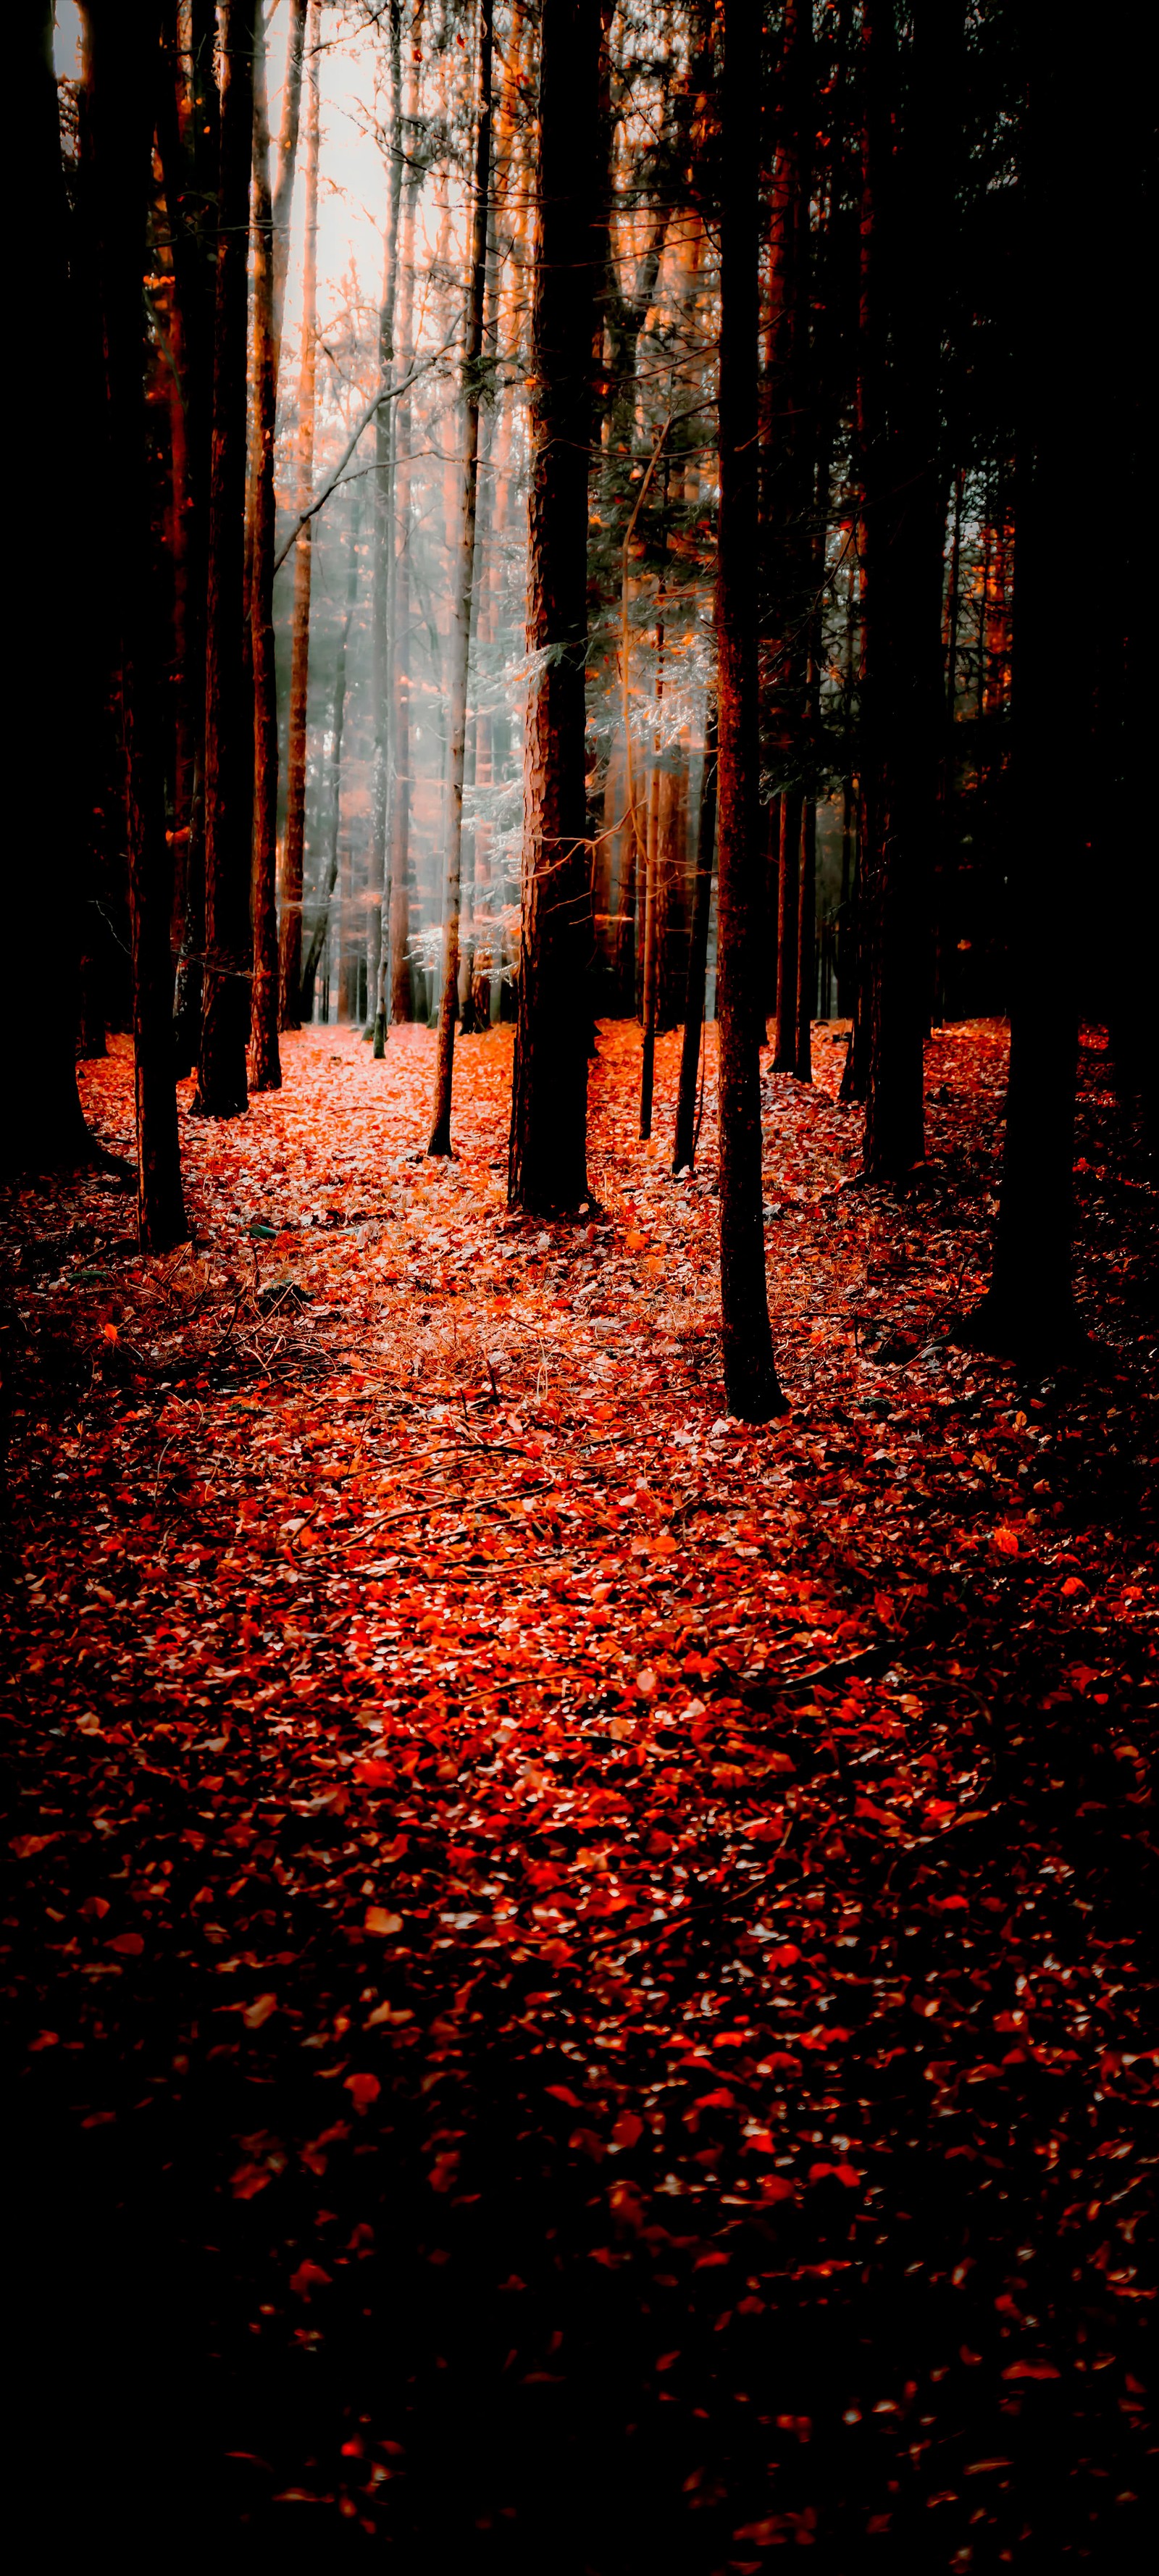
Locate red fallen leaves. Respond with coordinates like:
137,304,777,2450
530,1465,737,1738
343,2073,380,2115
1002,2361,1061,2381
808,2161,863,2189
4,1017,1155,2548
289,2259,332,2300
105,1932,144,1955
231,2161,273,2201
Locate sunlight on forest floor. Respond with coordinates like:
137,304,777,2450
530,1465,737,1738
4,1021,1155,2564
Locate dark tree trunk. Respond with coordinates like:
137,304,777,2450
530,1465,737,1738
774,790,802,1067
248,6,282,1092
194,0,257,1117
859,0,963,1179
796,795,816,1075
507,0,602,1214
388,7,424,1029
672,705,717,1174
80,1,188,1240
764,0,812,1077
370,0,403,1055
4,4,99,1169
966,11,1111,1352
429,0,493,1157
159,0,219,1080
277,5,319,1033
716,0,785,1420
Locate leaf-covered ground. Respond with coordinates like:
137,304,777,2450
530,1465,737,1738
3,1019,1156,2567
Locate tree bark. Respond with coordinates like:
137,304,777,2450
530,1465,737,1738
155,1,218,1082
388,7,425,1026
370,1,404,1055
428,0,493,1155
671,703,716,1174
774,790,802,1067
193,0,258,1118
966,9,1102,1352
716,0,785,1420
248,6,282,1092
639,569,666,1140
271,0,309,359
859,0,963,1179
506,0,602,1213
4,4,116,1171
795,795,816,1076
80,0,188,1240
764,0,812,1076
277,4,320,1032
300,498,363,1024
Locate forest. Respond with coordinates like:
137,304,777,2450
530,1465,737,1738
3,0,1157,2562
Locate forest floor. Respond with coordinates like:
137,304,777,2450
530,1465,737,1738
2,1017,1157,2569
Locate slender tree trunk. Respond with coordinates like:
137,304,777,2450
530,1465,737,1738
388,8,424,1026
300,499,362,1024
248,9,282,1092
157,0,218,1082
370,2,404,1055
860,0,963,1178
795,797,816,1075
672,702,716,1174
193,0,257,1118
81,0,188,1239
278,5,320,1031
774,791,801,1066
764,0,811,1076
4,5,99,1166
429,0,494,1155
506,0,602,1213
716,0,784,1420
271,0,309,356
639,569,665,1139
966,14,1097,1352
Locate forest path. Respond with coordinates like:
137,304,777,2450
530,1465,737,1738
3,1020,1155,2564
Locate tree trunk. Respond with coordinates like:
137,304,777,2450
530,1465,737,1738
506,0,602,1214
156,1,218,1082
277,4,320,1032
388,7,424,1027
639,571,666,1139
672,703,716,1174
795,795,816,1077
429,0,494,1156
370,1,404,1055
300,499,362,1025
966,14,1099,1352
763,0,812,1075
81,0,188,1241
716,0,784,1421
193,0,257,1118
271,0,309,358
248,7,282,1092
774,790,802,1069
859,0,963,1179
5,4,117,1171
